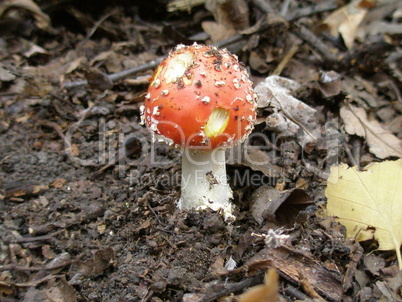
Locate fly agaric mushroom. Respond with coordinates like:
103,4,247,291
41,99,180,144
142,43,256,220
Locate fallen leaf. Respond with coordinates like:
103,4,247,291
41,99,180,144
326,160,402,269
167,0,206,12
254,76,319,147
201,0,248,43
238,269,278,302
0,0,50,29
24,277,77,302
317,70,342,97
232,246,343,301
201,21,236,43
69,247,115,284
23,43,49,58
51,178,67,189
250,186,311,226
226,147,282,178
5,183,48,198
340,105,402,159
0,64,16,81
84,68,114,90
321,0,369,49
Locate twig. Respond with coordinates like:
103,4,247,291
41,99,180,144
285,2,338,21
141,289,155,302
63,34,246,90
36,120,72,152
0,260,71,272
0,274,62,288
251,0,337,20
80,8,119,46
167,0,206,12
63,56,164,90
385,49,402,82
197,274,264,302
271,44,299,76
289,22,340,66
279,0,292,17
298,270,326,301
345,101,402,157
388,79,402,103
62,2,339,91
251,0,276,14
343,142,359,169
283,284,311,300
3,230,64,244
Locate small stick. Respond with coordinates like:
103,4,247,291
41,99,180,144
62,3,339,90
0,260,71,272
63,56,164,90
36,120,72,152
343,141,359,169
283,284,311,300
0,274,62,288
80,8,119,46
289,22,340,66
285,2,338,21
3,230,64,244
251,0,276,14
197,274,264,302
279,0,292,17
298,270,326,301
63,33,249,90
271,44,299,76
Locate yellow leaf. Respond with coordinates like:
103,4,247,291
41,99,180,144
238,268,278,302
326,160,402,269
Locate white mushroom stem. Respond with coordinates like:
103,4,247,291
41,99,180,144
178,149,234,221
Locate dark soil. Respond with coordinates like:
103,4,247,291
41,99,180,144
1,1,401,301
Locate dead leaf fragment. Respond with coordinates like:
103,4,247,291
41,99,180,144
5,183,48,198
69,247,115,284
226,147,282,178
321,0,369,49
317,70,342,97
24,277,77,302
326,160,402,269
340,105,402,159
201,21,236,43
0,64,16,82
250,186,311,226
0,0,51,29
233,246,343,301
167,0,206,12
51,178,67,189
238,269,278,302
84,68,114,90
254,76,319,147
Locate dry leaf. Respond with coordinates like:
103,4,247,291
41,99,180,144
340,105,402,159
326,160,402,269
0,64,16,82
167,0,206,12
250,186,311,226
0,0,50,29
69,248,115,284
317,70,342,97
321,0,369,49
201,21,236,43
238,269,278,302
254,76,319,147
51,178,67,189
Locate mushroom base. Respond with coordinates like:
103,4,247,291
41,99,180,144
178,149,234,221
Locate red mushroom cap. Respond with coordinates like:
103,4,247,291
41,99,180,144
143,43,256,150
